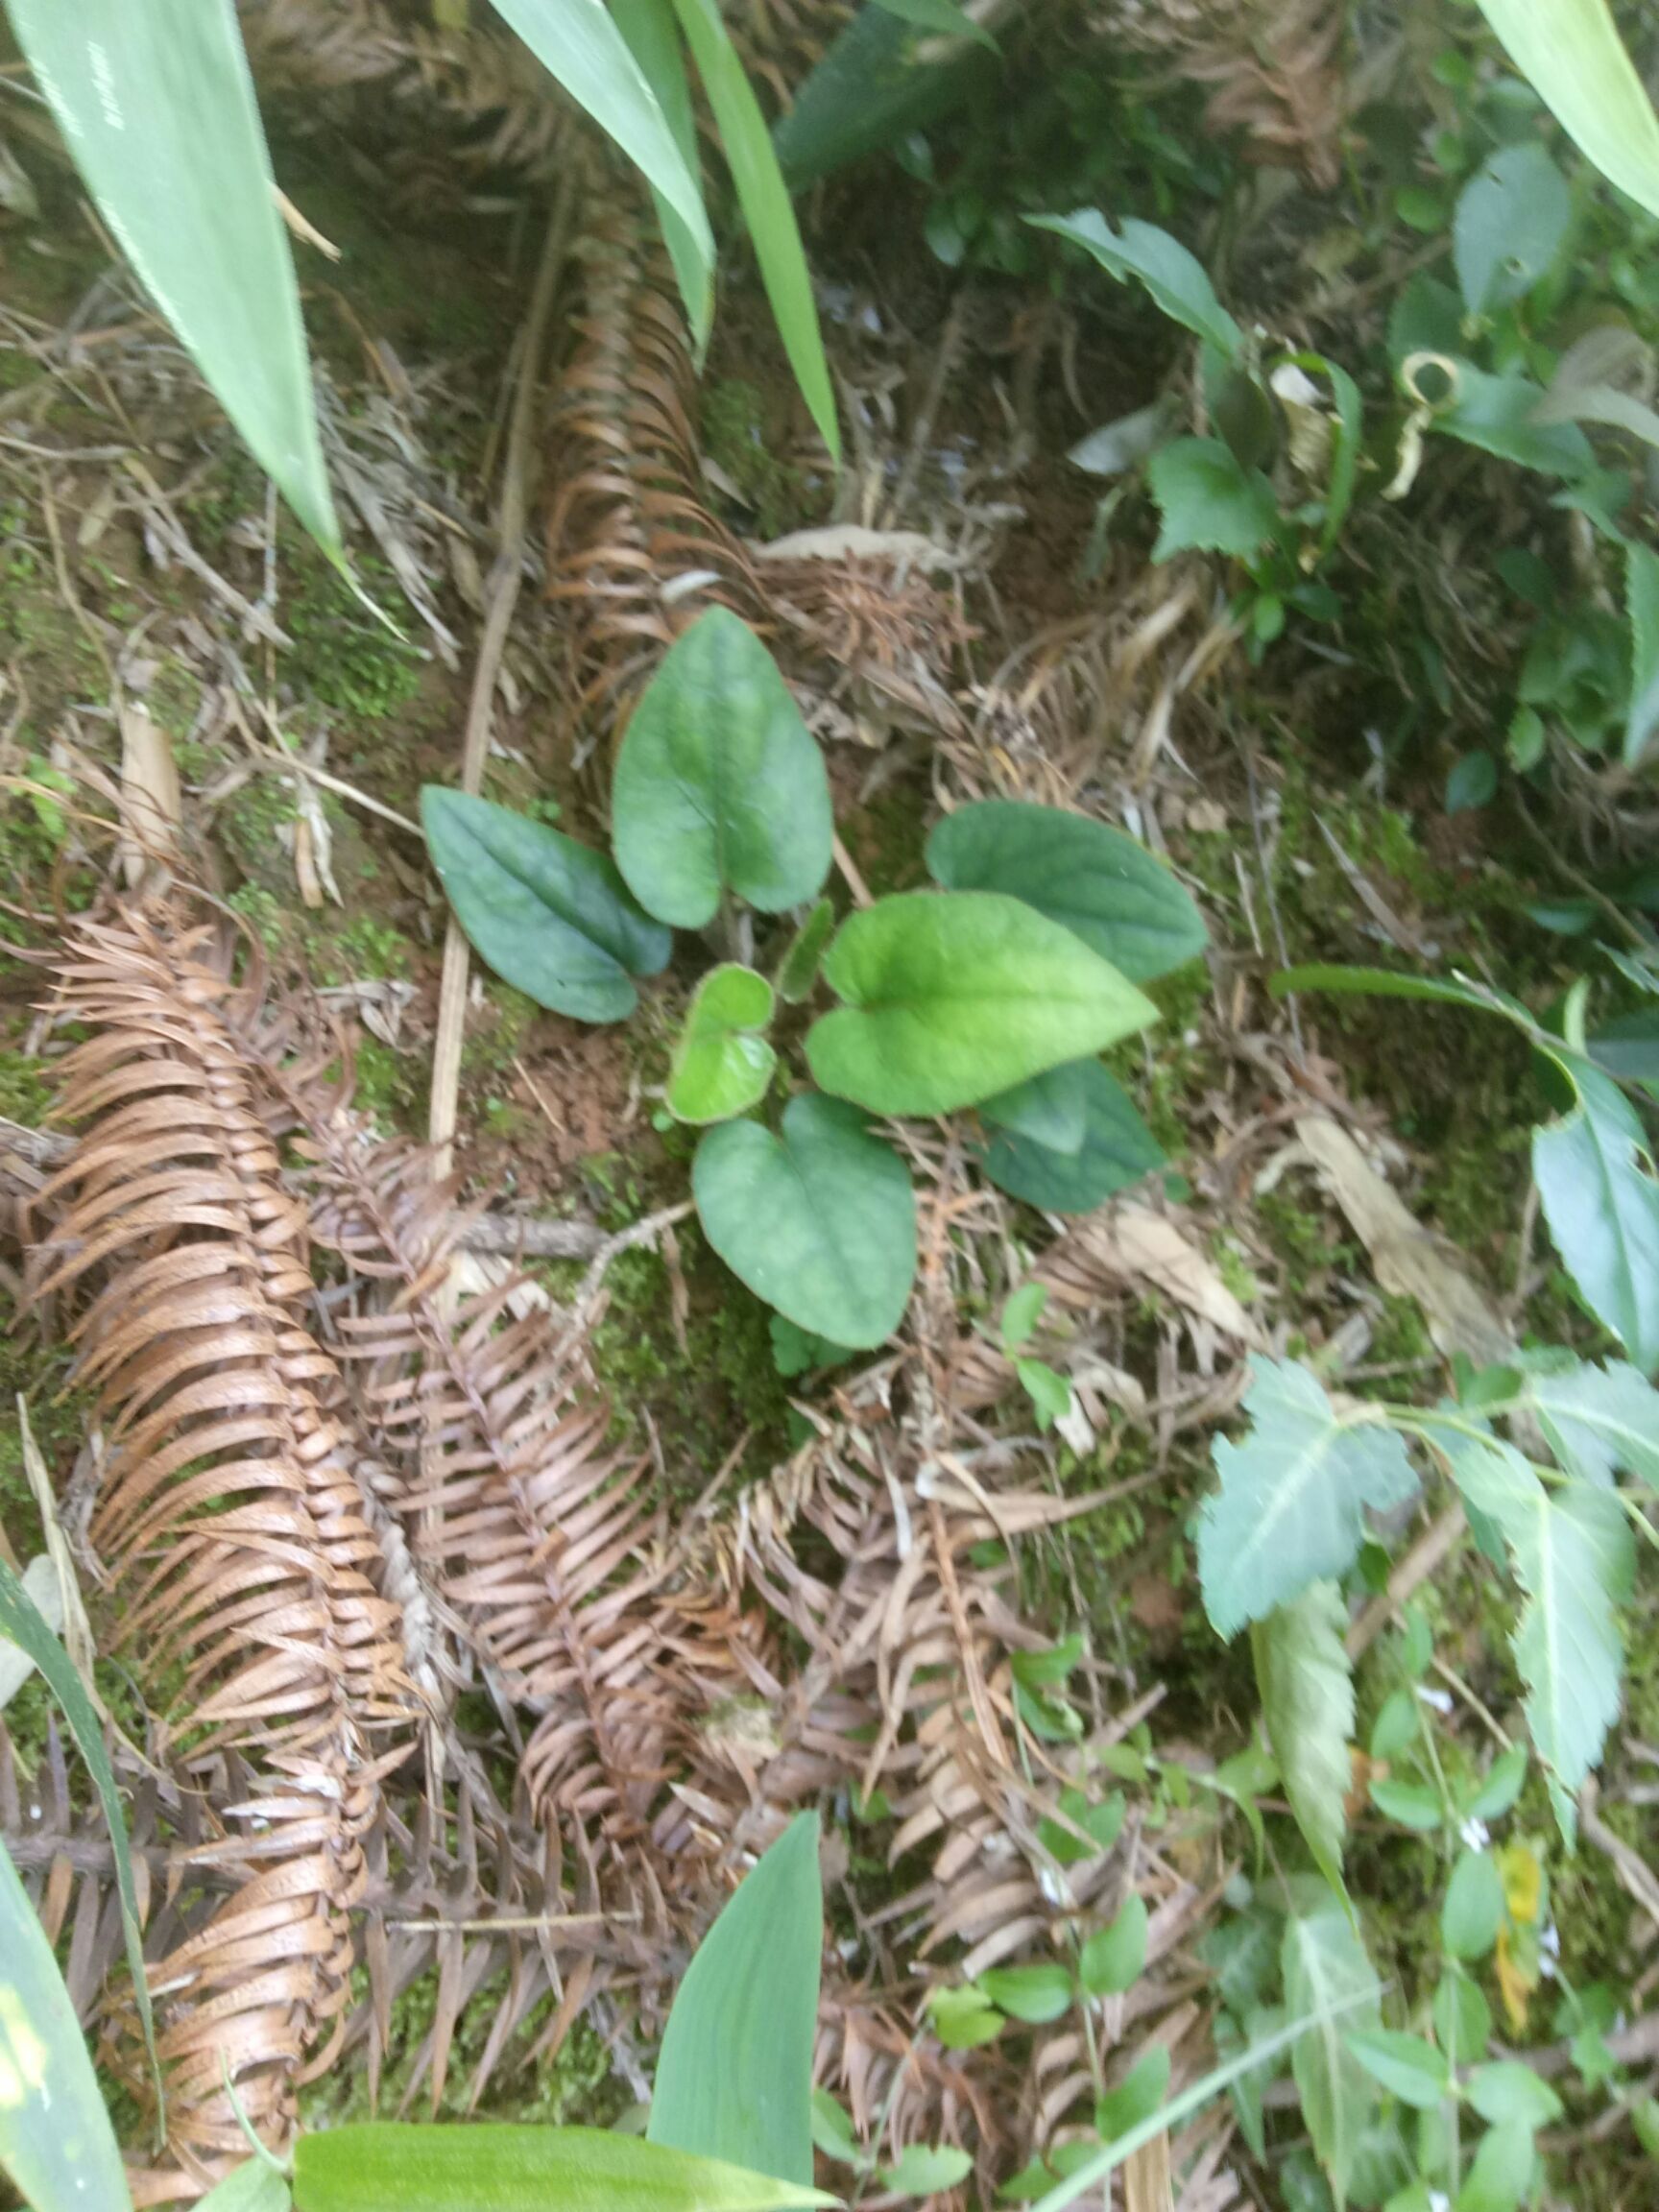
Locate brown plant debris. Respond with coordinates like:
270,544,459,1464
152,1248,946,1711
1118,0,1349,190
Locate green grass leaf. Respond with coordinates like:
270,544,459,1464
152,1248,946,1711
649,1814,824,2187
613,609,833,927
926,800,1207,982
1532,1053,1659,1374
1197,1359,1420,1638
1476,0,1659,220
807,892,1156,1117
1252,1582,1354,1893
0,1836,132,2212
1147,439,1279,563
1027,212,1241,360
6,0,337,549
693,1094,917,1348
667,965,778,1125
608,0,715,349
1282,1900,1382,2207
0,1555,160,2121
421,788,671,1022
980,1061,1166,1214
292,2124,833,2212
667,0,839,460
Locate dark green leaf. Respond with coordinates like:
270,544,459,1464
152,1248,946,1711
1445,752,1499,814
1344,2030,1451,2111
775,900,836,1004
293,2126,832,2212
807,892,1155,1117
1523,1355,1659,1484
1442,1850,1504,1961
981,1063,1090,1154
0,1836,132,2212
1197,1358,1420,1637
1453,144,1571,315
768,1314,854,1379
1532,1051,1659,1373
980,1061,1166,1214
1027,212,1241,359
773,6,990,188
613,609,833,927
1095,2046,1171,2140
1282,1902,1383,2206
669,0,839,458
1435,364,1595,479
869,0,995,43
926,799,1207,981
421,788,669,1022
977,1964,1074,2025
1252,1582,1354,1891
693,1094,917,1348
1147,438,1280,562
1079,1894,1147,1997
667,965,778,1124
649,1813,823,2186
6,0,337,548
608,0,714,347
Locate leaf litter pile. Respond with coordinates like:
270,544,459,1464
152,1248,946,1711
3,5,1659,2208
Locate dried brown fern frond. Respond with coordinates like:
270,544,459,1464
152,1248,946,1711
1117,0,1349,189
545,189,771,732
29,908,420,2181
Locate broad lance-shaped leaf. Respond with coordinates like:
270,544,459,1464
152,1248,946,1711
807,892,1156,1118
291,2123,833,2212
0,1835,132,2212
613,609,833,928
667,965,777,1124
650,1813,823,2186
926,798,1208,982
1475,0,1659,222
979,1060,1166,1215
1282,1896,1382,2209
1026,211,1241,361
1252,1582,1354,1894
693,1094,916,1349
421,788,670,1023
1197,1358,1419,1639
1532,1052,1659,1375
7,0,337,549
1520,1355,1659,1486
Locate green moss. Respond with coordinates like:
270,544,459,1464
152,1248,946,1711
284,546,424,722
700,378,808,539
0,1047,52,1127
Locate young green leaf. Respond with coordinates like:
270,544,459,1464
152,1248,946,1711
977,1963,1075,2025
775,899,836,1004
806,892,1156,1117
0,1837,132,2212
1465,1744,1528,1824
1079,1894,1148,1997
693,1094,917,1349
1017,1358,1073,1430
649,1813,823,2186
980,1061,1166,1214
1000,1282,1049,1351
292,2124,833,2212
927,1984,1004,2050
1147,439,1279,563
1366,1779,1444,1833
1197,1358,1420,1638
1282,1900,1382,2208
487,0,714,297
1343,2030,1451,2111
1094,2047,1171,2140
421,788,670,1022
1027,211,1241,360
1251,1582,1355,1893
1453,144,1572,316
926,800,1207,981
808,2090,859,2168
1442,1850,1505,1962
6,0,337,549
1475,0,1659,222
1465,2062,1563,2130
613,609,833,927
668,0,839,460
1531,1054,1659,1373
667,965,778,1124
0,1555,159,2114
981,1063,1090,1154
878,2145,975,2197
1037,1788,1126,1867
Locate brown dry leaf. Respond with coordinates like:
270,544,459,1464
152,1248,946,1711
1127,2130,1176,2212
118,701,181,893
1065,1203,1263,1348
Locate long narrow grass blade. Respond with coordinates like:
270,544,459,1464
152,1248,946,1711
648,1815,823,2187
0,1836,133,2212
668,0,841,461
609,0,713,351
0,1557,161,2124
1476,0,1659,219
5,0,338,551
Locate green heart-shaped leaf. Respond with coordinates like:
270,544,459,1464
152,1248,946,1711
980,1061,1165,1214
926,800,1207,981
980,1060,1090,1153
668,965,778,1124
422,787,670,1023
806,892,1155,1118
613,608,833,926
925,791,1212,973
693,1094,916,1347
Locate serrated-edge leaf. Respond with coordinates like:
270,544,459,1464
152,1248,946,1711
1507,1486,1627,1829
1147,437,1279,563
1282,1904,1382,2207
1027,210,1241,358
1522,1354,1659,1485
1198,1358,1420,1638
1252,1582,1354,1892
1532,1051,1659,1374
